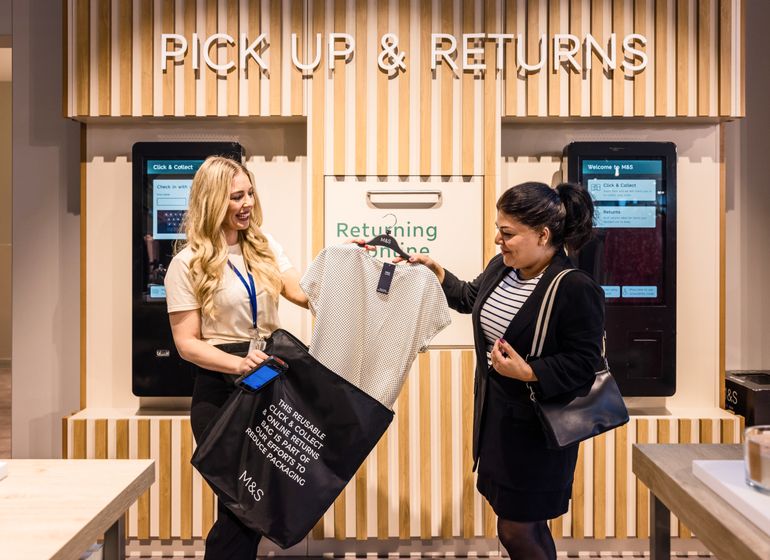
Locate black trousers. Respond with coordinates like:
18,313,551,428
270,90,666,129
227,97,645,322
191,343,262,560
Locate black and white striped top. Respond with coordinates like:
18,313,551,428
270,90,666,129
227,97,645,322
480,269,542,364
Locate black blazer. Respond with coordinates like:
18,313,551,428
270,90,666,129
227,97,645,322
442,250,605,466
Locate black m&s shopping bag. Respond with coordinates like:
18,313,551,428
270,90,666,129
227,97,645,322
191,329,394,548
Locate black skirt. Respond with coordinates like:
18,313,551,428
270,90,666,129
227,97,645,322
475,373,578,522
189,341,250,443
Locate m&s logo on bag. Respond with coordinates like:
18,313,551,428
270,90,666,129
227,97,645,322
239,470,265,501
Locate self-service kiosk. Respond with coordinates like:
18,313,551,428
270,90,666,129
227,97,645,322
132,142,244,396
564,142,677,396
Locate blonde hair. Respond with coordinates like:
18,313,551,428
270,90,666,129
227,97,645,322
176,156,282,318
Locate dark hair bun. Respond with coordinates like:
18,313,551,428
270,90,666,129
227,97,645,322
555,182,595,251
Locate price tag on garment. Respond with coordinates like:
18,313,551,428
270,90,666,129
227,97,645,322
377,263,396,294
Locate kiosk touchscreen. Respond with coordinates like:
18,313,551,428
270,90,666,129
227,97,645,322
565,142,676,396
132,142,244,396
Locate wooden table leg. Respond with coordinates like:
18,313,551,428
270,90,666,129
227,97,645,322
651,494,671,560
103,515,126,560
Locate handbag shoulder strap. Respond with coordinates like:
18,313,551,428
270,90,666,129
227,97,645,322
529,268,574,359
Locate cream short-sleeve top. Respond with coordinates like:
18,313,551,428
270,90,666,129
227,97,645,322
164,233,293,345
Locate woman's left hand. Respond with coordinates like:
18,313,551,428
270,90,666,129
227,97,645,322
347,238,376,251
490,338,537,382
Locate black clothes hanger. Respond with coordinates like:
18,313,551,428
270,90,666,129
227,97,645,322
357,228,412,261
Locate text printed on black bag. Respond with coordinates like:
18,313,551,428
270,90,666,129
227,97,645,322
243,398,328,488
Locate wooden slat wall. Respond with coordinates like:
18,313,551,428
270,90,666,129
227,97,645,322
309,0,494,260
66,372,743,541
500,0,744,117
67,0,307,116
66,0,744,118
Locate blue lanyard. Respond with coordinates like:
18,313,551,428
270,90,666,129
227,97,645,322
227,260,257,329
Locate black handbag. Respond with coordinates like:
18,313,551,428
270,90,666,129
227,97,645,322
191,328,394,548
527,269,629,449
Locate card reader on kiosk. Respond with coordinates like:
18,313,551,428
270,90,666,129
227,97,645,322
564,142,677,396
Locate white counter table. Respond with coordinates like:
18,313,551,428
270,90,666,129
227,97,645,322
0,459,155,559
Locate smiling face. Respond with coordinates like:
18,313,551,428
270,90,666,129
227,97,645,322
494,210,555,279
221,171,255,244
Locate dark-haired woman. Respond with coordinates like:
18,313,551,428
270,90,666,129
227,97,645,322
405,182,605,559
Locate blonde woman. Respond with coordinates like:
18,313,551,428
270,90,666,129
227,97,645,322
165,155,308,559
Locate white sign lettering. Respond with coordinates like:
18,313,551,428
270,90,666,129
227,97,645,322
160,32,649,76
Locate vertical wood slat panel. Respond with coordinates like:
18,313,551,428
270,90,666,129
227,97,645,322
569,0,583,115
635,419,649,539
419,0,432,175
201,477,216,537
440,352,452,538
377,432,388,538
700,418,715,444
94,419,108,459
654,0,668,115
204,0,217,115
118,0,133,115
226,0,239,115
721,417,737,444
97,0,111,115
180,419,193,539
676,0,689,115
547,0,561,116
355,462,367,539
160,0,175,116
248,0,261,116
159,419,172,539
440,2,453,175
572,441,585,538
398,375,411,538
461,0,475,176
290,0,304,115
611,0,625,116
75,0,90,115
268,0,282,115
398,0,410,176
73,419,87,459
116,419,130,536
614,423,628,538
504,0,517,117
137,419,151,539
139,0,153,115
183,0,196,115
354,0,367,174
333,475,346,536
376,1,389,176
590,0,606,116
677,418,693,538
550,514,563,540
483,489,496,538
333,0,346,175
633,0,648,115
526,0,540,116
698,0,712,116
419,353,431,539
593,433,607,538
460,351,475,538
